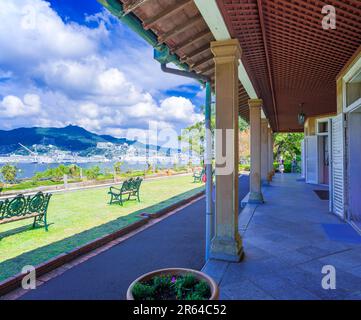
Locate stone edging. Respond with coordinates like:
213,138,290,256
0,189,205,297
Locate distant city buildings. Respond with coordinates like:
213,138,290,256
0,142,201,165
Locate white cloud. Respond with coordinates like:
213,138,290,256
0,0,204,141
79,103,100,119
0,0,105,71
160,97,203,124
0,94,41,118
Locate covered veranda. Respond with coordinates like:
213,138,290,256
96,0,361,299
97,0,361,257
3,0,361,300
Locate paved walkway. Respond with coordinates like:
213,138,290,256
18,176,250,300
204,174,361,300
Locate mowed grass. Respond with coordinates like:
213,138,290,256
0,175,204,282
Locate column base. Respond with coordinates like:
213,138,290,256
210,235,244,262
248,191,264,204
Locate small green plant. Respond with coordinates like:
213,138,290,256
0,164,17,183
132,283,156,301
132,273,211,301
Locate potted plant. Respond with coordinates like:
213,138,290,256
127,268,219,300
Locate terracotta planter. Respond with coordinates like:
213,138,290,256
126,268,219,300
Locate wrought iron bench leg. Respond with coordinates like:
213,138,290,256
44,214,48,231
32,216,37,229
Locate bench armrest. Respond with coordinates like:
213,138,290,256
110,186,121,193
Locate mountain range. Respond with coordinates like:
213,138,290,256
0,125,149,154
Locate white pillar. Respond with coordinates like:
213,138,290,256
210,39,243,262
261,119,269,184
268,127,274,178
249,99,264,204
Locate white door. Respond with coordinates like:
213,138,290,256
330,114,345,218
305,136,318,184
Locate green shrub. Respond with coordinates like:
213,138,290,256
84,166,101,180
273,161,293,173
273,162,279,171
132,283,156,300
284,162,292,173
153,275,172,290
239,164,250,172
132,273,211,301
193,280,211,298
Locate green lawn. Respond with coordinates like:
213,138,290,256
0,175,204,282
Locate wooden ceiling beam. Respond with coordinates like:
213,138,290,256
192,56,213,70
171,29,212,53
159,15,203,43
143,0,192,30
181,44,210,62
199,64,214,75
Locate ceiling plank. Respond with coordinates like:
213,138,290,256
171,29,212,52
159,15,203,43
143,0,193,30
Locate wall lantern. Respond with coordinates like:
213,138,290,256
298,103,306,126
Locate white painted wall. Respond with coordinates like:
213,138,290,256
347,108,361,229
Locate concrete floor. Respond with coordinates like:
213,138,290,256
204,174,361,300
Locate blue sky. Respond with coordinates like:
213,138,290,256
0,0,204,140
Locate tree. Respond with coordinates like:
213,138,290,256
179,120,208,161
1,164,17,183
273,133,304,162
85,166,101,180
114,162,123,175
68,164,80,177
238,117,249,132
179,104,249,162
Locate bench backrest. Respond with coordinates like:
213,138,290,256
121,177,143,193
0,192,52,221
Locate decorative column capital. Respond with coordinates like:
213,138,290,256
248,98,263,109
211,39,242,64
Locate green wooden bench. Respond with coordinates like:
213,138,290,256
0,192,52,231
193,169,205,183
108,177,143,206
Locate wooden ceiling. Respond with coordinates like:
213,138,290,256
116,0,361,131
217,0,361,131
119,0,251,121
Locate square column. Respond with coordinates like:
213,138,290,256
249,99,264,203
268,127,274,178
210,39,243,262
261,119,269,184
